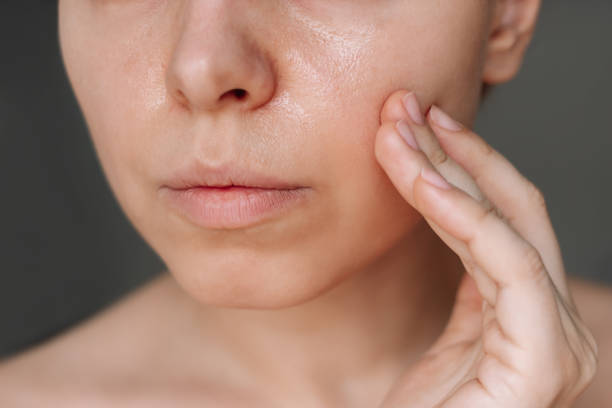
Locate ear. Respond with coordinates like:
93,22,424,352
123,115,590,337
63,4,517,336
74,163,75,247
482,0,542,84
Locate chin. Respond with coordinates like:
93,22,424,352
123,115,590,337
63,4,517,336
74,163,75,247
163,250,354,309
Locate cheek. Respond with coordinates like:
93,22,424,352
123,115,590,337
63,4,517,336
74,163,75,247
278,0,489,154
379,2,489,124
259,1,490,261
298,1,491,133
57,1,490,308
261,22,423,259
61,10,172,224
276,2,489,184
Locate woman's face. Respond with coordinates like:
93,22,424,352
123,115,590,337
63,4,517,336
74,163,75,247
59,0,495,308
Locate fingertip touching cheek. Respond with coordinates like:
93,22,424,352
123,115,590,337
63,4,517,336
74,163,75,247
58,0,494,308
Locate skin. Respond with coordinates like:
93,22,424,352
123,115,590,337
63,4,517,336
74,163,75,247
0,0,610,406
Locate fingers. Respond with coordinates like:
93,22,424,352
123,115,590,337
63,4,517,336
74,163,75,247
376,93,503,294
380,91,489,205
416,154,573,375
375,106,471,259
375,93,563,349
425,105,570,302
377,90,596,408
379,89,569,304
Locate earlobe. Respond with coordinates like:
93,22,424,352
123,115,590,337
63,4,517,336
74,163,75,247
482,0,542,84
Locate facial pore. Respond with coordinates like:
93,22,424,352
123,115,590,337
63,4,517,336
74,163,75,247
58,0,494,308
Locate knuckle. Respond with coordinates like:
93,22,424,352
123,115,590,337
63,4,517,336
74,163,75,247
580,332,600,385
483,199,505,221
476,136,496,158
469,205,499,251
587,330,600,364
477,202,499,226
555,319,600,397
577,320,600,366
548,368,566,398
563,351,582,386
470,136,496,172
482,316,498,339
478,356,523,401
585,349,599,383
469,205,501,255
429,146,449,167
561,349,595,399
553,331,599,397
519,244,548,283
581,354,599,387
525,180,548,212
563,347,599,401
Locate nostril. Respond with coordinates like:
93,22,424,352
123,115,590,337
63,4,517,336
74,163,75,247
221,88,248,101
233,89,247,99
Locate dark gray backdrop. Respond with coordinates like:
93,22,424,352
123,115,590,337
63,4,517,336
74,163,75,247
1,1,610,358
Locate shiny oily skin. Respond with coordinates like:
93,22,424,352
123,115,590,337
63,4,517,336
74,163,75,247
59,0,493,308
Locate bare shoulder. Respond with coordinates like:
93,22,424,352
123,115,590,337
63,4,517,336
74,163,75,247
568,276,612,407
0,273,193,406
0,273,274,407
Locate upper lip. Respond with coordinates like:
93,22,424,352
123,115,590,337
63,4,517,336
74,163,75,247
162,160,304,190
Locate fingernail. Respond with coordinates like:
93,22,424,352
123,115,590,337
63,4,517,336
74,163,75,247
429,105,463,131
402,92,425,125
396,120,420,151
420,167,452,190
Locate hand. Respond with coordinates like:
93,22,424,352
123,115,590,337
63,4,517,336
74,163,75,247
374,90,598,408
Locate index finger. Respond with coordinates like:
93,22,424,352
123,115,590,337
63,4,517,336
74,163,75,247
379,90,488,204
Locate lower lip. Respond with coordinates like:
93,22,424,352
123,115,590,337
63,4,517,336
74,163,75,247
159,186,311,229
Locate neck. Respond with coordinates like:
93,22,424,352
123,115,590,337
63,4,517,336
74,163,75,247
161,219,463,405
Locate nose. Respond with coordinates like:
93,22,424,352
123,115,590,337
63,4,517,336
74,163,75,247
166,2,276,113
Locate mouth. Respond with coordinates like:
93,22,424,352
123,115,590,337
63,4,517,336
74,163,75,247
161,161,305,190
159,161,311,229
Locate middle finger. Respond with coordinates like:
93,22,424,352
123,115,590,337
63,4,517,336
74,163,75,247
379,90,569,302
379,90,491,207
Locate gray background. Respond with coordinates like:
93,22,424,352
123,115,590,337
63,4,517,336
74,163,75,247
0,1,610,358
